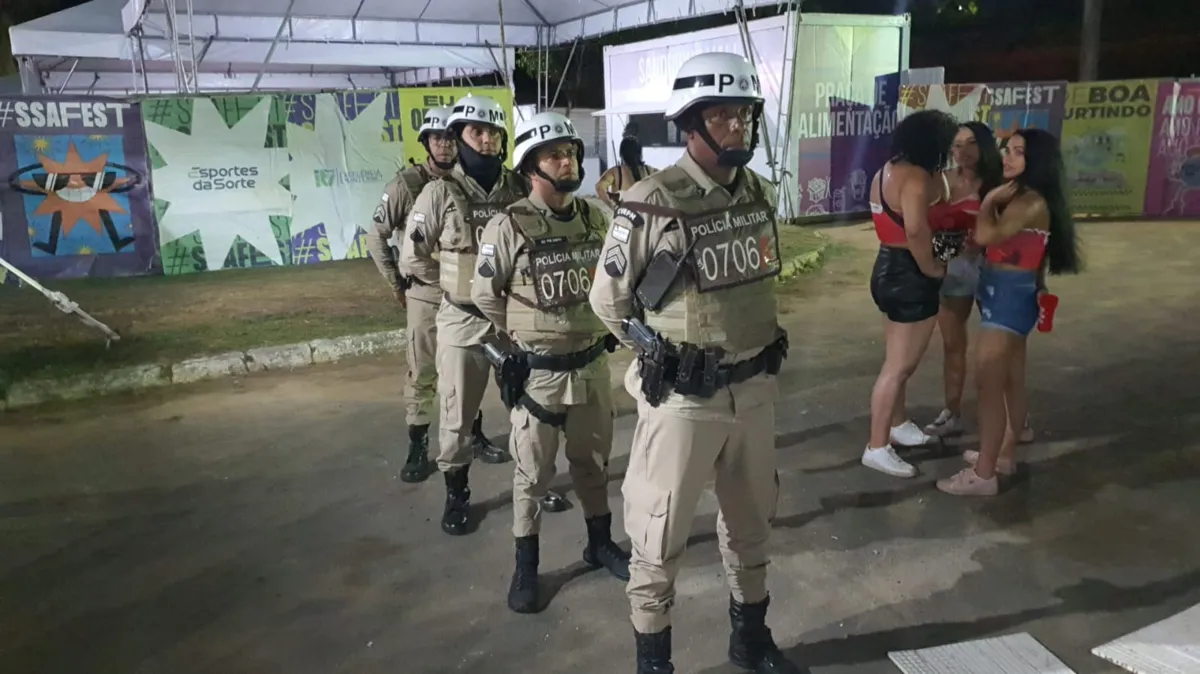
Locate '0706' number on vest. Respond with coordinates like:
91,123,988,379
686,206,781,292
531,242,603,310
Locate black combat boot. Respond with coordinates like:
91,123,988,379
582,513,632,581
728,596,808,673
472,411,512,464
400,424,432,483
635,627,675,673
507,535,540,614
441,466,471,536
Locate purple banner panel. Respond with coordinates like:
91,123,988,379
828,72,900,214
0,96,159,279
1145,81,1200,217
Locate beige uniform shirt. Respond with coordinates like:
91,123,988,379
401,164,528,347
472,193,612,407
369,163,444,303
587,152,781,421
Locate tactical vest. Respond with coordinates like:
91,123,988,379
505,199,608,342
438,171,526,304
398,165,430,203
628,166,781,354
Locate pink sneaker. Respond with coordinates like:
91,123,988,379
961,450,1017,476
936,467,998,496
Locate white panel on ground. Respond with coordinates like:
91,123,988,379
888,633,1076,674
1092,604,1200,674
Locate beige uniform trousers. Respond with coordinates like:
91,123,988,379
511,381,614,537
435,340,493,471
622,400,779,635
404,293,439,426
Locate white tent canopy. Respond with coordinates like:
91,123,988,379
8,0,787,95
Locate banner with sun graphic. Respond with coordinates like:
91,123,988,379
0,96,157,279
1145,81,1200,217
143,96,293,275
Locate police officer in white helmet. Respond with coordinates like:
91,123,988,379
366,106,456,483
401,93,569,535
472,111,631,614
588,53,804,673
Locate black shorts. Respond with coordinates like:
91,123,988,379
870,246,942,323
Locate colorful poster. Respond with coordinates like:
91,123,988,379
898,84,986,122
285,91,404,264
143,96,292,275
828,71,899,214
1144,81,1200,217
976,81,1067,143
0,96,158,278
1061,79,1158,216
397,86,515,168
791,23,906,215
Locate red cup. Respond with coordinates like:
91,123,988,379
1037,292,1059,333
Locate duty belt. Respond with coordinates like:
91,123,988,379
524,334,619,372
443,293,488,320
516,334,619,428
667,335,788,400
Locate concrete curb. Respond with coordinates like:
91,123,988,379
2,240,832,412
2,329,407,411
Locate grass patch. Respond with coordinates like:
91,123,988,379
0,260,402,386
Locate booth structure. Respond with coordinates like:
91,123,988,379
597,12,913,220
7,0,792,95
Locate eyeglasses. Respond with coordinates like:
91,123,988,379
702,106,755,127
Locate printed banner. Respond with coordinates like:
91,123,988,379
0,96,158,278
898,84,987,122
1061,79,1158,216
976,81,1067,143
397,87,515,168
286,91,404,264
828,71,900,214
1145,81,1200,217
143,96,292,275
791,23,907,215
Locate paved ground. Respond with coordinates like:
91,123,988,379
2,221,1198,674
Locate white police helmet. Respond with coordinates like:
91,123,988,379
417,106,452,144
513,111,586,193
663,52,764,121
447,94,507,134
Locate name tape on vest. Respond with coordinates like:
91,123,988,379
685,206,781,292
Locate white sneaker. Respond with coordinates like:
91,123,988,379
924,409,964,437
862,445,917,478
891,420,935,447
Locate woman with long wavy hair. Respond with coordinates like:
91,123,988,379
861,109,961,478
938,128,1081,496
924,122,1003,437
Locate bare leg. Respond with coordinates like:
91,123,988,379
869,317,937,448
999,338,1029,467
972,330,1021,480
938,297,974,416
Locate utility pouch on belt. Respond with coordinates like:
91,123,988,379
621,317,673,407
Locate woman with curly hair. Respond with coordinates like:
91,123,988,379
924,121,1004,438
861,109,962,478
938,128,1081,496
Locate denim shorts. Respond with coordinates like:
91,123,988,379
941,254,982,298
976,266,1039,336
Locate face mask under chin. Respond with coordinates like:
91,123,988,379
717,149,754,168
552,178,582,193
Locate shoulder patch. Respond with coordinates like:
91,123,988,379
611,224,631,244
614,205,645,228
480,243,496,257
478,258,496,278
412,212,426,224
372,204,386,224
381,192,389,202
603,246,627,278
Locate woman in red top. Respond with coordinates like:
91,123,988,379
862,110,960,479
924,122,1003,438
937,128,1081,496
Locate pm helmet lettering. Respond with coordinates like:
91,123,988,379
459,105,505,125
717,73,760,94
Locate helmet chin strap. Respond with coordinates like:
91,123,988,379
533,167,582,194
695,124,756,168
421,140,455,170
